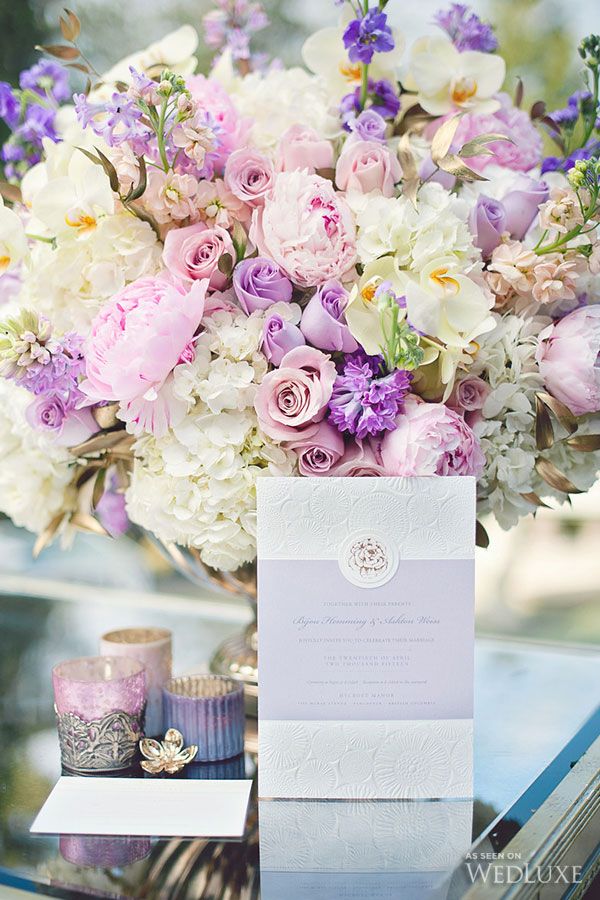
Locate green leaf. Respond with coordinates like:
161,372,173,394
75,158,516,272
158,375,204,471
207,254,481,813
94,146,120,193
125,156,148,202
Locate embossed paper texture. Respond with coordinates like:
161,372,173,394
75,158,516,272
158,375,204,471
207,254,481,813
257,477,475,800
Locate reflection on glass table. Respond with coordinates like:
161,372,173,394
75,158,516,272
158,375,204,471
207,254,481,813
0,586,598,899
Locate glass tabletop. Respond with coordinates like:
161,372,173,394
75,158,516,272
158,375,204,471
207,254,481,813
0,586,598,899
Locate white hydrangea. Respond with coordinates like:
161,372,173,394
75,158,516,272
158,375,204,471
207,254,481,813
20,212,162,333
0,379,72,534
126,307,296,570
224,65,340,152
355,182,477,273
472,312,600,528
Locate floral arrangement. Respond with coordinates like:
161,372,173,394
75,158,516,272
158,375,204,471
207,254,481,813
0,2,599,571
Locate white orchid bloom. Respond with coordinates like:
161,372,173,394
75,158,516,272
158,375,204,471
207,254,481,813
0,198,28,273
407,35,505,116
399,257,495,383
32,152,115,240
302,23,405,101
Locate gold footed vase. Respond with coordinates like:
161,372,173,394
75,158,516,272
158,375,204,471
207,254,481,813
157,542,259,717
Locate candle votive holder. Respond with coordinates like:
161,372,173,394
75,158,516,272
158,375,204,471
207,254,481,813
163,674,245,762
100,628,172,736
52,656,146,774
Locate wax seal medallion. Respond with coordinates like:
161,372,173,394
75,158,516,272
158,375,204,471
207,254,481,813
338,532,399,588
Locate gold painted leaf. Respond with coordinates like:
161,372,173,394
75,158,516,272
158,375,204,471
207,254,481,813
60,9,81,42
36,43,80,60
458,133,513,159
71,513,109,536
565,435,600,452
536,391,577,436
437,155,488,181
535,458,583,494
535,394,554,450
520,491,551,508
33,512,67,558
92,403,120,430
398,133,420,206
475,520,489,549
431,115,461,164
70,429,129,456
92,468,107,510
0,181,22,204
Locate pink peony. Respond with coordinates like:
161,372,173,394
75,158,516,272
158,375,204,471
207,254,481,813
278,124,334,174
536,306,600,415
287,420,344,476
335,139,401,197
254,345,336,441
82,274,207,437
187,75,251,171
162,222,235,291
250,170,357,288
381,396,485,477
224,148,275,207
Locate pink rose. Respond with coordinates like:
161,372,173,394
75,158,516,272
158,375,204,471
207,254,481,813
335,139,401,197
278,125,334,173
224,148,275,207
250,170,356,288
451,376,491,412
287,420,344,475
381,396,485,477
163,222,234,291
329,437,387,476
82,274,207,437
254,345,337,441
536,306,600,415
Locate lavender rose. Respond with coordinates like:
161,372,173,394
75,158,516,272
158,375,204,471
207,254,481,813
233,257,293,314
26,395,96,445
470,179,549,258
286,420,344,476
300,280,358,353
254,345,337,441
262,314,305,366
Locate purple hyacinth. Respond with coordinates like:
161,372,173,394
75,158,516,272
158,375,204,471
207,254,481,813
434,4,498,53
340,77,400,130
0,82,19,129
19,60,70,104
21,332,86,405
343,8,395,65
541,140,600,175
328,351,412,440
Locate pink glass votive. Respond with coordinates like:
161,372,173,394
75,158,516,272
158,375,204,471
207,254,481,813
163,675,245,762
100,628,172,736
52,656,146,773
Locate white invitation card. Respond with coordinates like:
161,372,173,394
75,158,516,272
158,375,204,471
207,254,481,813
259,798,474,900
257,476,475,799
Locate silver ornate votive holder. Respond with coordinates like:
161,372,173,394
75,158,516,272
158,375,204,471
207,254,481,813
163,674,245,762
52,656,146,774
100,627,172,737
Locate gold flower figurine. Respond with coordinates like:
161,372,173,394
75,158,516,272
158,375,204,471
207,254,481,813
139,728,198,774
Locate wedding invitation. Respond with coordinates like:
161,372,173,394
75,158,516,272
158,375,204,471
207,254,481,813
257,476,475,799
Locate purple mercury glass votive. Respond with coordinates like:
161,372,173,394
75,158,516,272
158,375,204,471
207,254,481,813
100,628,172,738
163,675,245,762
59,834,152,868
52,656,146,773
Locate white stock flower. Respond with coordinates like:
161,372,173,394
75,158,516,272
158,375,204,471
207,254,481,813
0,379,71,534
407,35,505,116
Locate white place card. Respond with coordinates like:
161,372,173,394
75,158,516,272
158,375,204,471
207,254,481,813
257,476,476,799
31,777,252,837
